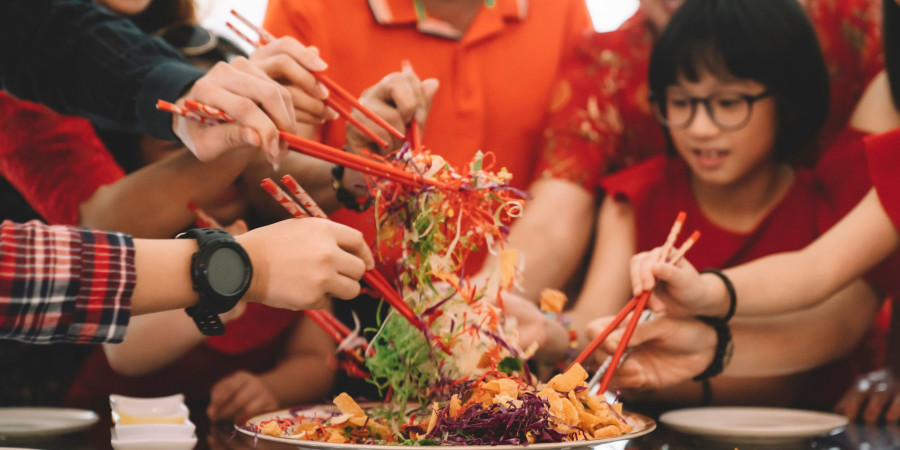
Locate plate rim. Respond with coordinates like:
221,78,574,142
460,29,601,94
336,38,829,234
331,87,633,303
238,405,655,449
659,406,848,439
0,407,99,437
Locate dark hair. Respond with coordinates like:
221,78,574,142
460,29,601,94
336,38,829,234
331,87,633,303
129,0,196,33
884,0,900,110
648,0,830,163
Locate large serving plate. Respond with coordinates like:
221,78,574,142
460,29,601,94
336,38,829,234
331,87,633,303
239,403,655,450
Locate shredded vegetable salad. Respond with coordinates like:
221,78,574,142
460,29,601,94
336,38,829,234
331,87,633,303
249,364,633,445
361,145,531,405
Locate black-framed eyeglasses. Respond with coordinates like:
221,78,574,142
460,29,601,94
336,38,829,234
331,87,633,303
651,90,772,131
155,23,218,57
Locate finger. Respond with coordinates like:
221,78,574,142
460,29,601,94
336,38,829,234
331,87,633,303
284,85,333,119
253,37,328,73
639,248,662,291
236,397,275,425
397,72,427,124
215,381,260,421
180,121,262,161
352,100,405,148
329,223,375,270
326,274,363,300
334,249,368,281
229,58,297,130
252,53,328,99
835,389,866,420
419,78,440,124
863,388,892,423
208,373,248,419
885,393,900,422
630,251,651,296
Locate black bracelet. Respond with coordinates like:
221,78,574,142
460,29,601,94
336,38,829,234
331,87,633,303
692,316,733,382
331,164,373,212
700,268,737,323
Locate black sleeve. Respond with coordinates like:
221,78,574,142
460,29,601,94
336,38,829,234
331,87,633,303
0,0,205,140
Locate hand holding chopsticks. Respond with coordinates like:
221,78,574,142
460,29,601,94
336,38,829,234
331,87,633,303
158,99,448,190
571,212,701,395
227,10,403,148
259,175,453,355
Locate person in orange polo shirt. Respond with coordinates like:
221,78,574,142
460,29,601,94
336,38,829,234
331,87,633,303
261,0,593,271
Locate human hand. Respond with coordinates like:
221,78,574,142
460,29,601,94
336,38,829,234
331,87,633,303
502,293,569,361
588,313,715,392
237,218,375,310
248,37,339,125
835,369,900,423
345,71,440,156
630,247,707,318
173,57,298,165
207,370,279,424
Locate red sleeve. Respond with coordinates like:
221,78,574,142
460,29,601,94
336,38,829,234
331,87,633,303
0,93,124,225
204,303,301,355
866,129,900,232
532,33,610,193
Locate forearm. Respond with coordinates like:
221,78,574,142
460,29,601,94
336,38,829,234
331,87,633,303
80,148,254,238
502,179,596,302
725,279,880,377
103,310,205,376
131,238,199,315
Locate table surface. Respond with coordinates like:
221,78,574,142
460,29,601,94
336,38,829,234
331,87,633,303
4,421,900,450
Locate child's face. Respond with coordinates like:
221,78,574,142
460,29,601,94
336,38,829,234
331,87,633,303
666,71,778,187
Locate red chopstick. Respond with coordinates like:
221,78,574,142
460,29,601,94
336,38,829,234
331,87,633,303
159,99,447,190
400,60,422,149
227,10,403,146
258,175,452,355
186,202,223,229
570,213,700,394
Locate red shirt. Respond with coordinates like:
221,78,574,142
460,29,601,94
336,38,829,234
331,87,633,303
0,92,124,225
867,128,900,232
264,0,592,270
538,0,884,192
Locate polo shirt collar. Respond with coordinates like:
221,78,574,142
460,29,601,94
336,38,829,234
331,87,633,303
368,0,529,41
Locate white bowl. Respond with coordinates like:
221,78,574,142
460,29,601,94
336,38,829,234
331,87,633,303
109,394,188,425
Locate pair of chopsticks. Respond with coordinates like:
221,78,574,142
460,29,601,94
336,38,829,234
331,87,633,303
184,201,358,352
227,9,403,148
259,175,453,355
571,212,700,395
157,99,448,190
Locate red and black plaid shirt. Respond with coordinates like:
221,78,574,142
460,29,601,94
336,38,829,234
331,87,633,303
0,220,135,343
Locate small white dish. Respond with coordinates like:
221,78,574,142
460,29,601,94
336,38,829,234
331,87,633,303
0,407,99,438
659,406,848,444
114,419,196,440
110,394,188,425
110,435,197,450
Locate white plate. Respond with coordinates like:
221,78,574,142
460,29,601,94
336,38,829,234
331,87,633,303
0,407,99,438
239,404,655,449
659,407,848,444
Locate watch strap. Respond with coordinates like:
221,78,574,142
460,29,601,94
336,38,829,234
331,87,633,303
177,228,246,336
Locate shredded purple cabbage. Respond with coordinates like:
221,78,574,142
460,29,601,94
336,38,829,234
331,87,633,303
424,392,567,446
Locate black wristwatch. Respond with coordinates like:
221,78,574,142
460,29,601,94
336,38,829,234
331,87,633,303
177,228,252,336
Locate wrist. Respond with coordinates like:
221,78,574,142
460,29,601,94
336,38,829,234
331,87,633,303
692,317,733,382
235,233,266,304
699,272,732,318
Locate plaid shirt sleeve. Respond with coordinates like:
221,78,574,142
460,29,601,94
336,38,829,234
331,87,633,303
0,220,136,344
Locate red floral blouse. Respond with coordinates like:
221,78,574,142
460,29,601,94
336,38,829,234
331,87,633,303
535,0,883,192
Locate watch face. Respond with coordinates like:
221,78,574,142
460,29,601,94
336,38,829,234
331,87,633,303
207,247,249,296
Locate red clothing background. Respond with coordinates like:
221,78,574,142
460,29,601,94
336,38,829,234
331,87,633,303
537,0,884,192
0,91,123,225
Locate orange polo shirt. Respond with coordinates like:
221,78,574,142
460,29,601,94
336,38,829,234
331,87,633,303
264,0,591,261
